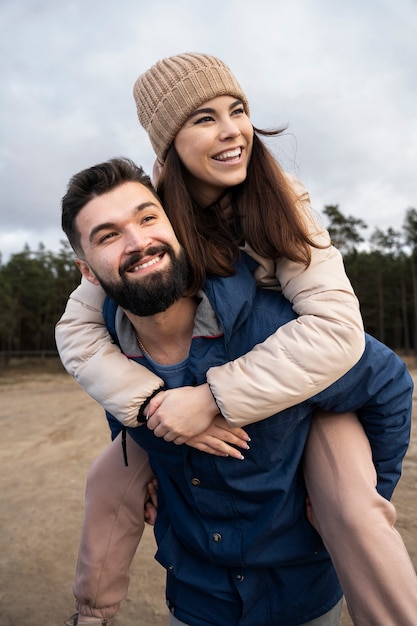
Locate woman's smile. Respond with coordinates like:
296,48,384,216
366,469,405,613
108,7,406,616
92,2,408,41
212,147,243,162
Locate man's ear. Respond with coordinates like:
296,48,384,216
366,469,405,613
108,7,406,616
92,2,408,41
75,258,100,286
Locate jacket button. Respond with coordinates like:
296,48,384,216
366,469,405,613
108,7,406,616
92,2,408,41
191,478,200,486
212,532,222,542
235,573,244,582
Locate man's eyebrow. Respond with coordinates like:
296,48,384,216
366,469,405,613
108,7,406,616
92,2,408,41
88,201,159,242
187,99,243,120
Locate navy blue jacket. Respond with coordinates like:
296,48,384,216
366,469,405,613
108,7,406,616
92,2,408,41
104,254,412,626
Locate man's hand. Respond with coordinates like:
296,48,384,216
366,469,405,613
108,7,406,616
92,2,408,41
146,384,219,443
186,415,250,459
144,479,158,526
305,496,316,528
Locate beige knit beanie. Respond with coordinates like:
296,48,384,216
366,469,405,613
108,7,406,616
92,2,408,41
133,52,250,163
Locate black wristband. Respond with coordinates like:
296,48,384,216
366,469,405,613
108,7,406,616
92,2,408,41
137,387,163,423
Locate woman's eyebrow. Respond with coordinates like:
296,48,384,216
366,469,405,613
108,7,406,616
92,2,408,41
188,99,243,120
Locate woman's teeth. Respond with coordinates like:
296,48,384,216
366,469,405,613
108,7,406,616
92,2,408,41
213,148,241,161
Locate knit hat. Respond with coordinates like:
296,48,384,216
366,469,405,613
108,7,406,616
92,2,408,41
133,53,250,163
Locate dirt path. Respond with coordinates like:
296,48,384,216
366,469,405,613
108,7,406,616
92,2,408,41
0,364,416,625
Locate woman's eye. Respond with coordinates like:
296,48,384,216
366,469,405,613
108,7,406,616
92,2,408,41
232,107,245,116
194,115,213,125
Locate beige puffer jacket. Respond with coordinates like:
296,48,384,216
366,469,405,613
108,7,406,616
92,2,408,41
55,180,364,428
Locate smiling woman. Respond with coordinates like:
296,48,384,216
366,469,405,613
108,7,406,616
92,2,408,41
56,53,417,626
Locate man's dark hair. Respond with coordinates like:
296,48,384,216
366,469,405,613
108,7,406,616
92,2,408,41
61,157,158,255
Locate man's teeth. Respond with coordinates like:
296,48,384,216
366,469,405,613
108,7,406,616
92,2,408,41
214,148,241,161
131,255,162,271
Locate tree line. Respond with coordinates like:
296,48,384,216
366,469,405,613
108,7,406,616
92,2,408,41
1,205,417,357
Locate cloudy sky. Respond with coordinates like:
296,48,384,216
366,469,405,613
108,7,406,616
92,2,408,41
1,0,416,262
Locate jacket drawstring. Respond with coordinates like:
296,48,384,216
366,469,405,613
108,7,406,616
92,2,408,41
121,426,128,466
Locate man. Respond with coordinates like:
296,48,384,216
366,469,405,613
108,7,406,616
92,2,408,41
61,157,412,626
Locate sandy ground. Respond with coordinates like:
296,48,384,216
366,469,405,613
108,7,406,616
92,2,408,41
0,360,416,626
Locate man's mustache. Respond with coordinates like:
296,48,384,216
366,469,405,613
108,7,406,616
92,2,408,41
119,245,171,275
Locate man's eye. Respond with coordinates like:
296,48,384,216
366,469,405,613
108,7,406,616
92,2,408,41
142,214,156,224
99,232,117,243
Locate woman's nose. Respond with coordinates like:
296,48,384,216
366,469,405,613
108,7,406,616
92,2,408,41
218,118,241,140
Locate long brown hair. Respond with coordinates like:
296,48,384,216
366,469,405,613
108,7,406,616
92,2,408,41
157,128,325,293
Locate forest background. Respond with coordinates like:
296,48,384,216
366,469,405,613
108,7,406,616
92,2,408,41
1,204,417,357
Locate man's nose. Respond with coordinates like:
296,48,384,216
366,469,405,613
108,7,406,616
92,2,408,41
124,227,151,253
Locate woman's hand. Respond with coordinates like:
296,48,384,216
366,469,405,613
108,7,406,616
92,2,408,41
146,384,220,443
145,384,250,458
186,415,250,459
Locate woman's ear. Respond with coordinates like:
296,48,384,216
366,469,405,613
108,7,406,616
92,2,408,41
75,258,100,286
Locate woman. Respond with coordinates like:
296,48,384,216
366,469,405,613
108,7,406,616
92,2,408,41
58,54,417,625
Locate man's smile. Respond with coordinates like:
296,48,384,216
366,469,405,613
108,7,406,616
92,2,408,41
126,253,165,273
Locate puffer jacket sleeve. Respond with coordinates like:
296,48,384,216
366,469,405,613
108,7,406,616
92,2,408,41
55,277,164,427
309,334,413,499
207,179,365,427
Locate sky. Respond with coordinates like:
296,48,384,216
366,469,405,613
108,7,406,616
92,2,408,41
1,0,416,262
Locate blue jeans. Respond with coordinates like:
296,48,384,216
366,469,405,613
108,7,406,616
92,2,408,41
169,598,343,626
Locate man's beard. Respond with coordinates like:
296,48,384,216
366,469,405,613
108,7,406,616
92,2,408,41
96,245,190,316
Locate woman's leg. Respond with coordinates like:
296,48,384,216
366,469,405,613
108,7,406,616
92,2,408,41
72,433,155,621
304,411,417,625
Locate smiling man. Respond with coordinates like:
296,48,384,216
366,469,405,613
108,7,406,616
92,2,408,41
61,157,413,626
67,170,189,314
